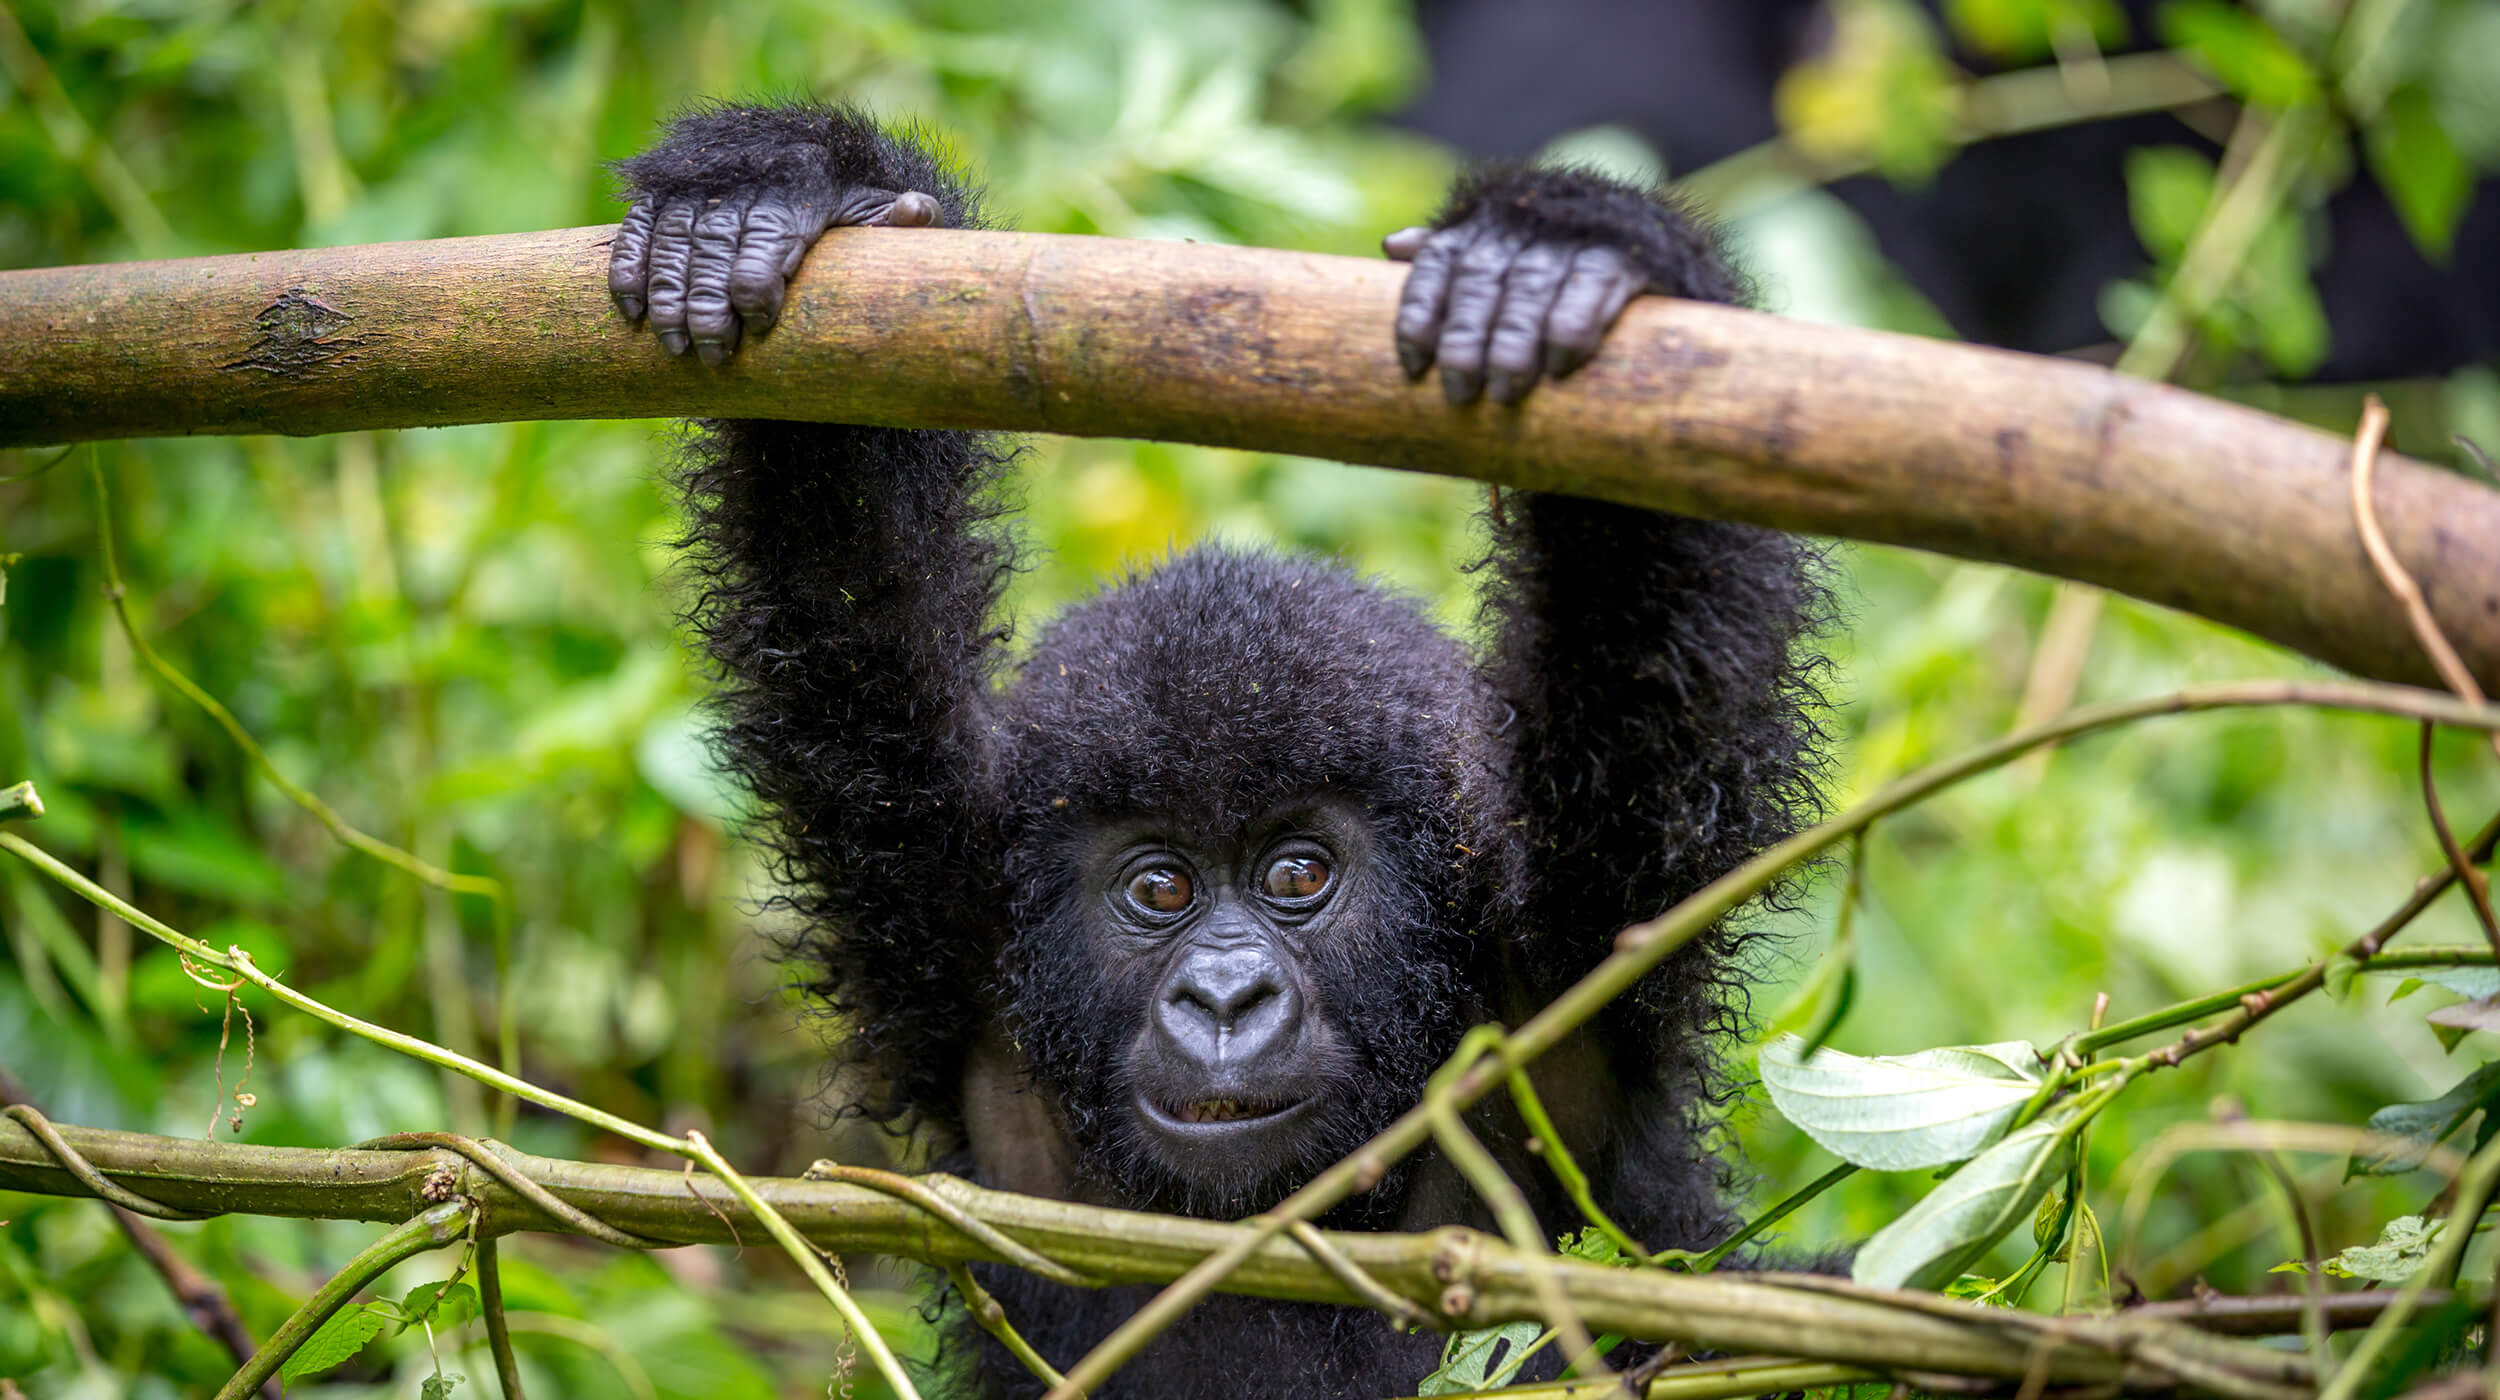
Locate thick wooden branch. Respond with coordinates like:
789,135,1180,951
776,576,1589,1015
2,226,2495,691
0,1117,2319,1395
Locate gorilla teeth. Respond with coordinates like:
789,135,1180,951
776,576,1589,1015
1179,1097,1276,1124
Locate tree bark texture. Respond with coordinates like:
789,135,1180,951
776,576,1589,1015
1,225,2494,692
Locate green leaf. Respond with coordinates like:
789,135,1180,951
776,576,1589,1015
398,1280,480,1334
1851,1112,2077,1290
2326,1214,2441,1283
2158,0,2322,107
2393,966,2500,1002
2367,86,2472,259
2427,994,2500,1035
1415,1319,1544,1395
1944,0,2129,61
1760,1035,2042,1171
2124,146,2216,264
1942,1273,2004,1302
279,1302,388,1382
2352,1063,2500,1177
420,1372,466,1400
2324,953,2361,1000
1559,1226,1629,1266
2233,210,2329,376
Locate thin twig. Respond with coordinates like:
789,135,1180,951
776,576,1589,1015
1425,1028,1609,1377
1504,1059,1647,1262
1679,51,2220,218
2350,397,2499,742
682,1131,921,1400
2419,727,2500,951
1684,1162,1858,1274
2011,103,2323,742
804,1160,1094,1287
0,1069,274,1396
2,1104,209,1219
214,1199,476,1400
1444,1356,1876,1400
0,827,685,1155
478,1236,527,1400
1286,1221,1435,1329
2351,394,2500,952
947,1262,1067,1389
1043,679,2500,1399
2318,1130,2500,1400
89,458,512,904
2245,1142,2331,1383
2133,811,2500,1072
358,1132,661,1248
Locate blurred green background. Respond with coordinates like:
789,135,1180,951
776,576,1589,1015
3,0,2499,1395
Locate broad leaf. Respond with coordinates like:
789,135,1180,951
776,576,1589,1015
2390,966,2500,1002
2316,1215,2441,1283
1852,1113,2075,1291
2352,1063,2500,1177
2427,994,2500,1034
2365,87,2471,260
1760,1036,2041,1171
2159,0,2322,107
398,1280,480,1334
280,1303,388,1383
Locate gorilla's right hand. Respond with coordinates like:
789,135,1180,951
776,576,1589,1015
610,177,943,365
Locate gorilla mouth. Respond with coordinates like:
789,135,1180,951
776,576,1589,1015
1139,1090,1310,1131
1173,1095,1294,1124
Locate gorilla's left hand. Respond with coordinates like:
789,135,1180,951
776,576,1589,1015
1384,215,1650,406
611,177,943,365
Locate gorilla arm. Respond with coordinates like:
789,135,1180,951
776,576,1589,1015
1394,166,1834,1251
611,104,1015,1132
1393,163,1830,975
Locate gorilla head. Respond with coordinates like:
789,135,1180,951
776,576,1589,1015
995,549,1507,1215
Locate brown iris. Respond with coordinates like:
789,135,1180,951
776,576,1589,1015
1263,855,1330,899
1128,867,1193,913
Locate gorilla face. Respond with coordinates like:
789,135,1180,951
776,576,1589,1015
1005,797,1467,1216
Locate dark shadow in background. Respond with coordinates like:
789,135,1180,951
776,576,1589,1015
1397,0,2499,381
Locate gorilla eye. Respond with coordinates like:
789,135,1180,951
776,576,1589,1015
1263,855,1331,900
1127,867,1194,914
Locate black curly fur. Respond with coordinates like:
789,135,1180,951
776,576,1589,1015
1435,162,1756,305
637,104,1831,1398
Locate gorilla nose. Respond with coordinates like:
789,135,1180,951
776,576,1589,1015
1156,945,1302,1069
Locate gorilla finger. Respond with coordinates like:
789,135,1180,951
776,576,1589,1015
643,200,701,357
610,201,657,322
1542,246,1648,380
1435,227,1528,405
1393,225,1479,380
685,196,753,365
1380,226,1430,261
830,183,940,230
880,190,943,227
1483,241,1575,403
728,199,822,335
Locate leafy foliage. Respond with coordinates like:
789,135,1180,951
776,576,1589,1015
3,0,2500,1396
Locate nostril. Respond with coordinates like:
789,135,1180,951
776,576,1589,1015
1171,948,1282,1027
1157,946,1302,1064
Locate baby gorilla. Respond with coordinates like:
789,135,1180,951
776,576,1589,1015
611,102,1828,1399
